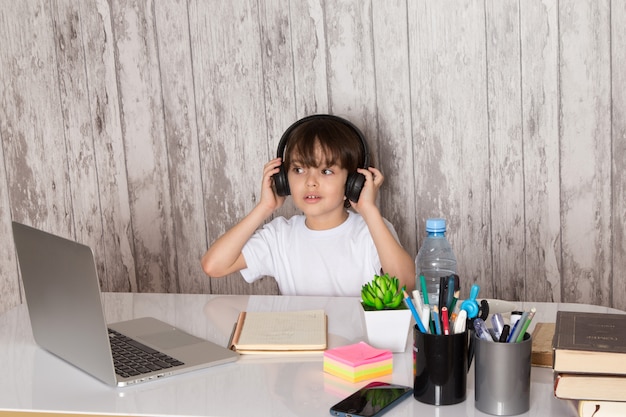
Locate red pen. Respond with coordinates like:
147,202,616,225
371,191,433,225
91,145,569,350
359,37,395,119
441,306,450,335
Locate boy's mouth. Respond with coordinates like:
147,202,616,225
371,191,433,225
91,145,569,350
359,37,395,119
305,195,321,201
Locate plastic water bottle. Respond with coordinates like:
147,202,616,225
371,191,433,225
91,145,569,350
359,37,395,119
415,218,457,306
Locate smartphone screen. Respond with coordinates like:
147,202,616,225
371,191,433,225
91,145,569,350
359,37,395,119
329,382,413,417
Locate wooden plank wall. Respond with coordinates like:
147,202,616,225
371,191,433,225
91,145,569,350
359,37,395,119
1,0,625,315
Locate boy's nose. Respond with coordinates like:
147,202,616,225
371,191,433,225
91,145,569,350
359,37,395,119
306,173,318,187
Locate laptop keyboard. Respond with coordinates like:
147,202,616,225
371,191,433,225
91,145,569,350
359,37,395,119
108,328,185,378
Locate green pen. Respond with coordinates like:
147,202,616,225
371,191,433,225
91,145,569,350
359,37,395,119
515,307,537,343
449,290,460,314
420,275,429,305
419,275,435,333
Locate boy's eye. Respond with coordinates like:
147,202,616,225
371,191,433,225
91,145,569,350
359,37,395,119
292,167,304,174
322,168,333,175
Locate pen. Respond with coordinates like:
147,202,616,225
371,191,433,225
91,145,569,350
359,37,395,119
419,275,435,333
510,311,523,328
507,311,528,343
432,306,442,335
491,313,504,339
453,309,467,334
438,276,447,313
420,275,429,305
473,318,493,341
412,289,424,315
515,308,536,343
449,290,460,313
404,290,427,333
446,275,456,310
419,306,431,334
450,311,458,325
498,324,510,342
441,306,450,335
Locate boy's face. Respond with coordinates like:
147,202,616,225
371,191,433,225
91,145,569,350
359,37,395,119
287,142,349,230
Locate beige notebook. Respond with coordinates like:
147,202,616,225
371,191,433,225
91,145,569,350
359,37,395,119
229,310,327,354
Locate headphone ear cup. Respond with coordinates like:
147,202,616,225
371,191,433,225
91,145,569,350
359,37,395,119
273,166,290,196
345,172,365,203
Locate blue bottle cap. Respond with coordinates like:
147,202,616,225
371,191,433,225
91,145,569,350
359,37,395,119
425,218,446,233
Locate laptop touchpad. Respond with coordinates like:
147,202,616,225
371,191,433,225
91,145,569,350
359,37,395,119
140,329,204,350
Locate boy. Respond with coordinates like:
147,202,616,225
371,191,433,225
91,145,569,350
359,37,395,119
201,114,414,296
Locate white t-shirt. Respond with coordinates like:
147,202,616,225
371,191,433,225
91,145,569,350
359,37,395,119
240,211,400,296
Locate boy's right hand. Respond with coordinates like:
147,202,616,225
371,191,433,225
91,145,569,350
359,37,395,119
260,157,286,213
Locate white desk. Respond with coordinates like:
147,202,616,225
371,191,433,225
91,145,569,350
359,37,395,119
0,293,621,417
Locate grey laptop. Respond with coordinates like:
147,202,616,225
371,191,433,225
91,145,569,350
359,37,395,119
12,221,238,387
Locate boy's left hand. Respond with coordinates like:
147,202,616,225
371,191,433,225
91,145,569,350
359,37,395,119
350,167,383,214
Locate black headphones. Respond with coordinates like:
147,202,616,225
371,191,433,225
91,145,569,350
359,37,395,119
273,114,370,202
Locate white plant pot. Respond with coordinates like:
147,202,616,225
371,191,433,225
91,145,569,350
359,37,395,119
362,308,412,352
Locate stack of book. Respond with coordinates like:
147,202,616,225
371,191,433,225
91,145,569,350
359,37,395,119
552,311,626,417
570,400,626,417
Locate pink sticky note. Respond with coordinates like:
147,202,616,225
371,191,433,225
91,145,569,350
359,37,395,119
323,341,392,367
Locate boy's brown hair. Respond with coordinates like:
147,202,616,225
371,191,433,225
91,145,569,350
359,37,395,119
283,116,368,173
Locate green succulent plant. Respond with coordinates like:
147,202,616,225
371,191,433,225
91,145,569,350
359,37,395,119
361,273,407,311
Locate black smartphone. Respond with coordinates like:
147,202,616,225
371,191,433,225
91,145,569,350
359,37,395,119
329,382,413,417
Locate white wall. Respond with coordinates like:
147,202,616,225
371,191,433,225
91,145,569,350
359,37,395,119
1,0,625,315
